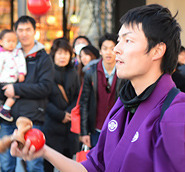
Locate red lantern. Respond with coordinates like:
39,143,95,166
27,0,51,16
24,128,45,151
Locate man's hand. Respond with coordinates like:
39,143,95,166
81,135,91,148
2,84,19,98
2,84,15,98
10,130,44,161
62,112,71,123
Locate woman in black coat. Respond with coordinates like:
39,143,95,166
43,38,80,172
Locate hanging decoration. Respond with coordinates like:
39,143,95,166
27,0,51,16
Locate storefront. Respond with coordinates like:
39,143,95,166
0,0,17,30
1,0,184,51
0,0,79,52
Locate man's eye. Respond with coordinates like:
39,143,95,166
126,39,131,43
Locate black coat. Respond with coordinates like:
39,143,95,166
80,62,127,136
43,65,80,156
11,49,54,123
172,70,185,92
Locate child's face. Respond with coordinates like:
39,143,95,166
80,50,92,66
54,48,70,67
1,32,17,51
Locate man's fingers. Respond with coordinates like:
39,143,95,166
2,85,7,90
10,141,20,157
10,141,17,156
13,129,18,136
26,145,36,160
29,145,36,154
21,139,36,161
22,139,31,155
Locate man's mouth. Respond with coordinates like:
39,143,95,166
106,56,112,59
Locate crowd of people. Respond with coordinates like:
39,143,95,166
0,3,185,172
0,13,125,172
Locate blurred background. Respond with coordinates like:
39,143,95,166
0,0,184,52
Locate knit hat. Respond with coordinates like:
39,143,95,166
80,45,99,59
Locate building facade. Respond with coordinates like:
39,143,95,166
0,0,185,51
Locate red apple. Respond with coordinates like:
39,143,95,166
24,128,45,151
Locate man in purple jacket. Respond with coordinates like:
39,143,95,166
10,4,185,172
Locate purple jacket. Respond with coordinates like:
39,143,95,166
82,74,185,172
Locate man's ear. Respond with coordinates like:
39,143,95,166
152,42,166,61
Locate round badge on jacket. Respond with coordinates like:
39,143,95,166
108,120,118,132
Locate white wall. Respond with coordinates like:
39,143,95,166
146,0,185,46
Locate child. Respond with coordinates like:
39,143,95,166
0,29,26,122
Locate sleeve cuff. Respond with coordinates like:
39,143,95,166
81,159,96,172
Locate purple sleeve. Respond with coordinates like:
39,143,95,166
154,95,185,172
80,98,123,171
80,113,112,171
160,106,185,171
81,158,99,172
80,129,107,171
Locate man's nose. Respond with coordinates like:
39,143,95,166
114,42,121,55
22,30,27,36
107,48,113,54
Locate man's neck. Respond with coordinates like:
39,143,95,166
102,61,116,75
131,70,163,96
22,42,35,55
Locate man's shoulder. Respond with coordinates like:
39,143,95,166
29,50,53,71
35,49,51,62
36,49,47,57
178,65,185,75
171,91,185,104
161,91,185,122
86,62,98,73
84,65,97,80
83,59,100,71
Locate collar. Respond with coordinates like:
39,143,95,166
102,60,116,78
120,74,163,114
16,40,45,57
25,52,37,58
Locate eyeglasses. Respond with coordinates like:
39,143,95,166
106,78,111,93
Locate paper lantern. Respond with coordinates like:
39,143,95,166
27,0,51,16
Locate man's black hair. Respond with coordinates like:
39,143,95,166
120,4,181,74
14,15,36,31
98,33,118,49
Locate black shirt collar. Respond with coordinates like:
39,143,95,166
120,75,163,114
